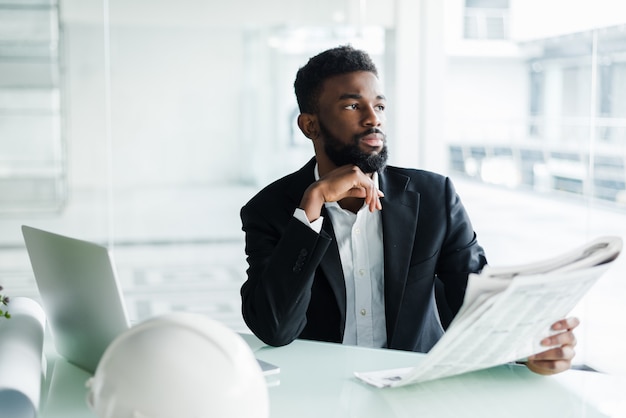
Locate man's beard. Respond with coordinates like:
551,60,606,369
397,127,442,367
319,122,388,174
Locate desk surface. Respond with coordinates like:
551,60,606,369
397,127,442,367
39,334,626,418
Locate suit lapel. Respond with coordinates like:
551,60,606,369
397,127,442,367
379,169,420,344
318,214,347,315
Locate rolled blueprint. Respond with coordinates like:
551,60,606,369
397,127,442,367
0,297,46,418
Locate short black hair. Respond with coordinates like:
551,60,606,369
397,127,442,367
294,45,378,114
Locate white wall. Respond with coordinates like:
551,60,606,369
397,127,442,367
444,57,528,145
511,0,626,41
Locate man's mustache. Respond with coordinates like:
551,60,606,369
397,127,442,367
356,128,386,141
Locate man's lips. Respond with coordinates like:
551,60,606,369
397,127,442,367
359,133,384,148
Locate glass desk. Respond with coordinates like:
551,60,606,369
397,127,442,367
39,334,626,418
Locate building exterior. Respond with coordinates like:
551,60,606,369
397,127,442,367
444,1,626,205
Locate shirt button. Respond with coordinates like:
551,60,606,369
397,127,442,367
359,269,365,276
360,309,367,316
355,228,361,234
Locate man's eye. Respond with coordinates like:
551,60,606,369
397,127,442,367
376,105,385,111
345,104,358,110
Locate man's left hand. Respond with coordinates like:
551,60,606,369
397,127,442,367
524,317,580,375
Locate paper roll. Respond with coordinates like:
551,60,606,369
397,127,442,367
0,297,47,418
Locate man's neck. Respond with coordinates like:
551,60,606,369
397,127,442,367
339,197,365,214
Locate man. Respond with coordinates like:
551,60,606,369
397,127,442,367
240,45,578,375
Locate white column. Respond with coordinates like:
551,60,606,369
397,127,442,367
391,0,447,173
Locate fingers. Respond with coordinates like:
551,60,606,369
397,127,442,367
365,186,384,212
343,183,383,212
353,175,384,213
525,358,574,375
318,165,384,211
529,344,576,362
550,317,580,332
524,317,580,376
536,317,579,352
539,328,577,349
525,345,576,375
300,165,384,220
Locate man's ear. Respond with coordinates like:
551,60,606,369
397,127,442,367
297,113,319,140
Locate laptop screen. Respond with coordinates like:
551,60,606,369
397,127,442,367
22,225,130,373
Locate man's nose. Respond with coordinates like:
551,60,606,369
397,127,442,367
363,106,382,126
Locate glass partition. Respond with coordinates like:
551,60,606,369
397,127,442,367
444,2,626,376
0,0,65,215
0,0,394,333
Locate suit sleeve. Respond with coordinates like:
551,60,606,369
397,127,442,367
436,177,488,317
240,202,332,347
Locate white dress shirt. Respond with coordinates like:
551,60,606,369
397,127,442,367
292,165,386,348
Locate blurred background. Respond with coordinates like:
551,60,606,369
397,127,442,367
1,0,625,375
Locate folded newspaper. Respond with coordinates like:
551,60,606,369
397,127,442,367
354,236,623,388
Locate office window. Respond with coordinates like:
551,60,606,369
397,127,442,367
0,0,624,380
464,0,510,40
447,3,626,375
0,0,65,214
528,62,544,137
599,61,626,142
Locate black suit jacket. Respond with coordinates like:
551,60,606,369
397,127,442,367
240,158,487,352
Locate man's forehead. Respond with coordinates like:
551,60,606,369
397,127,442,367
320,71,384,99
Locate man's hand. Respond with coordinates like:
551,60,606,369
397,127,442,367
524,317,580,375
300,165,384,222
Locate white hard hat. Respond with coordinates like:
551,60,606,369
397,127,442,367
86,312,269,418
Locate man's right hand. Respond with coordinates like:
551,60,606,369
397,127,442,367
299,165,384,222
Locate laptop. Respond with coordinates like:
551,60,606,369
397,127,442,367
21,225,279,377
22,225,130,374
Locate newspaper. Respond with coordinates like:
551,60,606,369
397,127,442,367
354,236,623,388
